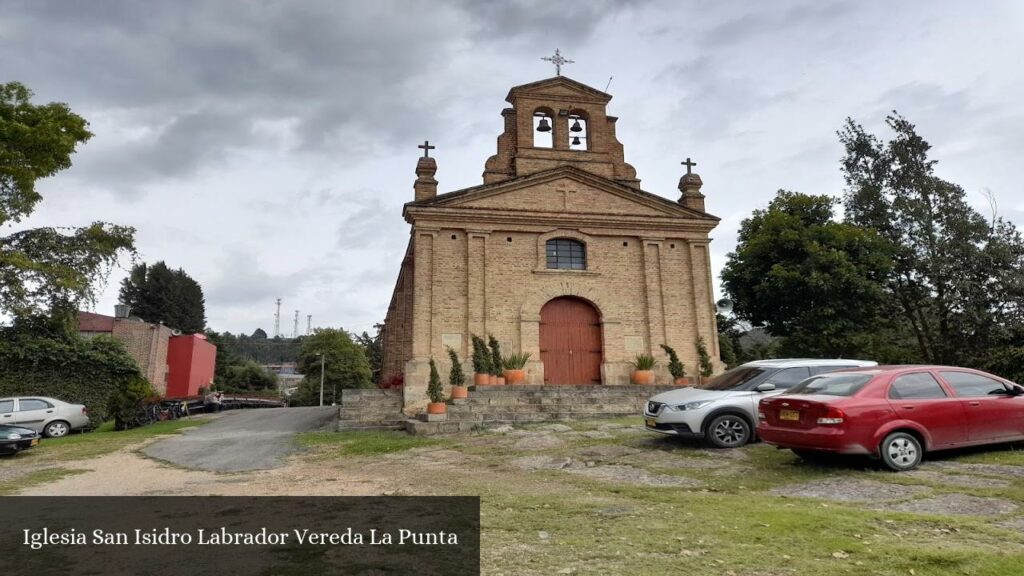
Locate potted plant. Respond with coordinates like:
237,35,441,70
660,344,692,386
471,334,491,386
447,347,468,399
488,335,504,385
696,336,714,385
426,358,446,414
630,353,658,385
502,352,532,385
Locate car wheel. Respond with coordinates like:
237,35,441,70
880,431,922,471
44,420,71,438
705,414,751,449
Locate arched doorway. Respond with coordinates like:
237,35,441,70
540,297,602,384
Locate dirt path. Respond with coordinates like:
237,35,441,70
20,445,401,496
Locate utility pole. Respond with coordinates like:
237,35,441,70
273,298,281,338
318,353,325,407
293,310,299,338
306,315,312,336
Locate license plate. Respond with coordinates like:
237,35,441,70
780,409,800,421
645,418,657,427
30,438,39,446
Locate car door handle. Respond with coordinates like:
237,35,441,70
901,406,915,410
969,401,981,406
46,410,53,413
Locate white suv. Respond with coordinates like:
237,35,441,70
643,359,877,448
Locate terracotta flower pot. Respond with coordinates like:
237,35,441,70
489,375,499,386
674,377,695,387
451,385,468,400
496,376,506,386
474,373,490,386
631,370,656,385
427,402,447,414
503,369,526,385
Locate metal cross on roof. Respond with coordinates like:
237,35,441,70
541,49,574,76
680,157,697,175
418,140,435,158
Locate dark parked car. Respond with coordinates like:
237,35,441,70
0,424,40,455
758,366,1024,471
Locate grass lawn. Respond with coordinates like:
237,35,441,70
299,419,1024,576
296,429,448,458
0,417,210,493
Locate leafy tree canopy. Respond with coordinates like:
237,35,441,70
118,261,206,333
354,324,383,384
721,190,892,357
840,113,1024,366
293,328,372,405
0,82,134,324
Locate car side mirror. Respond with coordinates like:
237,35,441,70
1010,386,1024,397
755,383,776,393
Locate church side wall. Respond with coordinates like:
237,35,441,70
381,256,415,386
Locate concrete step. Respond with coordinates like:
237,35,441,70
338,418,407,431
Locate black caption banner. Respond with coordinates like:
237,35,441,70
0,496,480,576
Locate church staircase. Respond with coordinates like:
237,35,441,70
404,385,678,435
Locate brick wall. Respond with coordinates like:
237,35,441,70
384,76,721,412
111,319,173,395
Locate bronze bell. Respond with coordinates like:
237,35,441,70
572,136,581,146
570,119,583,132
536,117,552,132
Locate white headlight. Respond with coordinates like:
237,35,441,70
6,433,22,440
671,400,713,411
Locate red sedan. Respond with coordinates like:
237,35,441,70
758,366,1024,471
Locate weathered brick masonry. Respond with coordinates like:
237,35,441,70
381,76,721,413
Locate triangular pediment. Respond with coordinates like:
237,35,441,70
412,167,717,221
506,76,612,104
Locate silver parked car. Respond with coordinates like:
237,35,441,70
643,358,877,448
0,397,91,438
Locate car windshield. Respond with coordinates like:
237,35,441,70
701,367,769,391
787,374,873,396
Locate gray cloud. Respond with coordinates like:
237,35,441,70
4,1,1021,334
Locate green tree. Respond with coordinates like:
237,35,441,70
293,328,372,405
659,344,686,379
487,335,502,376
107,375,157,430
205,330,242,386
427,358,444,403
721,190,893,357
447,347,465,387
222,360,278,392
840,113,1024,366
0,81,134,324
118,261,206,333
696,336,714,378
354,324,383,384
251,328,268,339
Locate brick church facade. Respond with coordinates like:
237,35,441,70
381,75,721,411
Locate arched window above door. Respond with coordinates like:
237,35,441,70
546,238,587,270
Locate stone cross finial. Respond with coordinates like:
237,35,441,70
541,49,574,76
680,157,697,175
418,140,436,158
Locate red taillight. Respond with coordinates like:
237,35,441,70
81,407,88,414
817,406,845,425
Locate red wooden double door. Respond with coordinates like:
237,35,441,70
539,297,603,384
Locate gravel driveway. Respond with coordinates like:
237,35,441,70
141,406,337,472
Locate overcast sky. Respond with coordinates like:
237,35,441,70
3,1,1022,336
